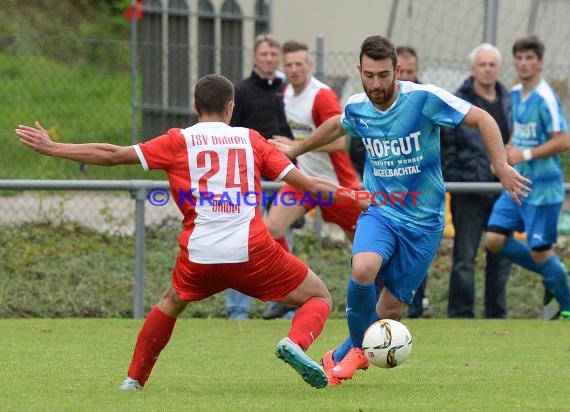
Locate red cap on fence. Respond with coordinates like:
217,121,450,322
124,0,143,21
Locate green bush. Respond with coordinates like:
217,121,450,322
1,0,130,58
0,220,351,318
0,220,557,319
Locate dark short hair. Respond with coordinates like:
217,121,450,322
281,39,309,55
254,33,280,52
512,35,545,60
359,35,397,68
396,46,418,59
194,74,234,115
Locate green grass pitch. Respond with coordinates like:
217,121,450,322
1,318,569,411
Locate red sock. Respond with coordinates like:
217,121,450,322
287,298,330,351
275,236,290,253
127,306,177,386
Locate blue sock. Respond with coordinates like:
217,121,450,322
346,277,377,348
499,237,540,273
333,311,379,362
333,337,352,363
369,311,380,324
538,255,570,311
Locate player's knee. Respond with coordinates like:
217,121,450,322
379,308,402,321
265,217,286,239
316,292,333,310
378,300,405,320
530,248,553,264
308,278,332,307
157,285,187,317
324,287,333,306
485,232,505,253
351,262,378,284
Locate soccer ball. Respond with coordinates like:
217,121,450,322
362,319,412,368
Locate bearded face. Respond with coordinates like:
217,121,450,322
359,55,398,109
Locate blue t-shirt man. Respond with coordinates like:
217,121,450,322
486,35,570,327
272,35,529,385
342,81,470,231
341,81,469,314
510,79,568,205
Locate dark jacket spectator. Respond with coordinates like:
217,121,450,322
442,42,513,319
442,75,511,183
231,70,293,140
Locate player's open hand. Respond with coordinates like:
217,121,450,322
16,122,54,155
269,138,297,160
271,135,295,145
505,145,523,165
495,163,532,206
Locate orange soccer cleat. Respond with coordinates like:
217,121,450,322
321,349,342,386
331,347,369,380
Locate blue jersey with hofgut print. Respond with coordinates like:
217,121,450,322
511,79,568,205
341,80,470,230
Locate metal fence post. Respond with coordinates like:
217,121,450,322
132,184,147,319
313,36,324,241
315,36,324,81
129,0,139,146
484,0,498,45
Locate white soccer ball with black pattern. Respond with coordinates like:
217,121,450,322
362,319,412,368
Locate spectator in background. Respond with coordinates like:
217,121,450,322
263,40,362,320
485,35,570,320
441,43,513,318
395,46,420,83
230,33,292,140
226,33,295,320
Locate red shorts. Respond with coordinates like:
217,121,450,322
171,239,309,302
280,183,360,232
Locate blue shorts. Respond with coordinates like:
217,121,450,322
487,192,561,249
352,210,443,304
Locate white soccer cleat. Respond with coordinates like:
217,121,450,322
275,337,328,389
120,377,143,391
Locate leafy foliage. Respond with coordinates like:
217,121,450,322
0,0,151,180
0,221,559,319
1,0,131,59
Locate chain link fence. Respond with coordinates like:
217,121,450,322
2,0,570,318
3,1,570,179
321,0,570,122
1,31,135,180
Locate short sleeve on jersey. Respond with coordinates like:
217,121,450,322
539,98,568,135
134,128,181,170
423,85,471,128
340,108,356,137
340,93,367,138
312,88,342,127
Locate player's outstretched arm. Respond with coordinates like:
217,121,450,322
270,115,345,159
283,167,369,211
16,121,140,166
461,107,532,205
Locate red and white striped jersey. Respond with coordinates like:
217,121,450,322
134,122,294,264
283,76,359,189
